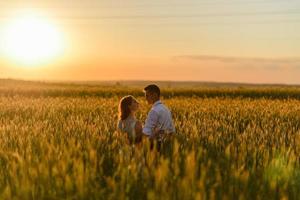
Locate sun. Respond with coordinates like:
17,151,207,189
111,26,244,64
1,13,64,66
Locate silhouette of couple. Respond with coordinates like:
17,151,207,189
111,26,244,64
117,84,175,146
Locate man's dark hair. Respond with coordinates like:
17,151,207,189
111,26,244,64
144,84,160,97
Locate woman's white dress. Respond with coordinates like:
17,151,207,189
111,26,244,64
117,116,137,142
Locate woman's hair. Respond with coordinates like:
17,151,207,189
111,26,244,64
118,95,136,120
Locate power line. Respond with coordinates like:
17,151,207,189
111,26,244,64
99,0,299,7
58,19,300,26
52,10,300,20
1,10,297,20
0,0,298,8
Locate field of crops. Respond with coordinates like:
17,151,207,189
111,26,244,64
1,80,300,199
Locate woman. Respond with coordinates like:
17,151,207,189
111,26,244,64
117,95,143,144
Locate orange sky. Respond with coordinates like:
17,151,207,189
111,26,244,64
0,0,300,83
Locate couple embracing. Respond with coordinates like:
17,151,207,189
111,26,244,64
117,84,175,146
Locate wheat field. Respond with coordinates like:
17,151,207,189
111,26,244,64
1,80,300,199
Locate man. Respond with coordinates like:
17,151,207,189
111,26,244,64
143,84,175,141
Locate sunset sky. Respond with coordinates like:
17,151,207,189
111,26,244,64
0,0,299,84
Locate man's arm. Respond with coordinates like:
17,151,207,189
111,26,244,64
143,109,159,137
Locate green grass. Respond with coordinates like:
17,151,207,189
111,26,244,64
1,80,300,199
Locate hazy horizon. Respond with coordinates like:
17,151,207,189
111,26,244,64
2,78,300,87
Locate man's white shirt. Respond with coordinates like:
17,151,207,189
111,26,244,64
143,100,175,136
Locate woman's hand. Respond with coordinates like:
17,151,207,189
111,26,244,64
152,128,165,139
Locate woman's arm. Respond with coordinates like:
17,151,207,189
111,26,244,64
143,110,159,137
135,121,143,143
117,120,123,131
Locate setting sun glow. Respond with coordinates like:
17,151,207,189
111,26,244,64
1,14,63,66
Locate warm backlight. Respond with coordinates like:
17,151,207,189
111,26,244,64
1,14,64,66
